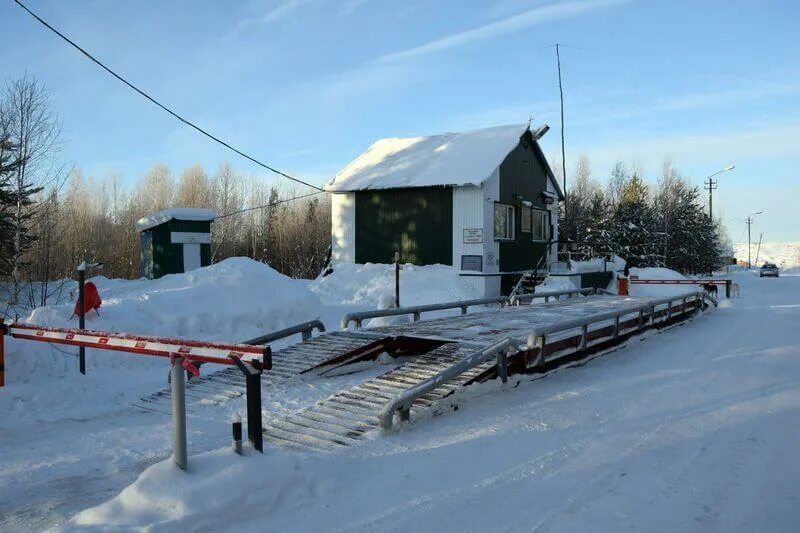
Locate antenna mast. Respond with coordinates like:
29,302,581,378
556,43,567,205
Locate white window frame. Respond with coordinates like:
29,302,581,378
494,203,515,241
531,208,550,242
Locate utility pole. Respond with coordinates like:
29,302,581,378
704,177,718,219
703,165,734,220
556,43,567,208
745,212,762,268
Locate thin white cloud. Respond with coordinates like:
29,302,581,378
376,0,631,63
260,0,319,24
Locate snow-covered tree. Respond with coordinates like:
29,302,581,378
610,174,661,269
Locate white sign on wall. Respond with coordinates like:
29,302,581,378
463,228,484,244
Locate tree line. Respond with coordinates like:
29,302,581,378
557,156,729,274
1,76,330,310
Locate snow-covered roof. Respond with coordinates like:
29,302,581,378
326,124,556,193
135,208,217,233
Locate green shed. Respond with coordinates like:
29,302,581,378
136,208,216,279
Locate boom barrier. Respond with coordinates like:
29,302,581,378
0,320,274,469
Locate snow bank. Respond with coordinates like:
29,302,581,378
7,258,321,382
310,262,481,308
628,266,692,297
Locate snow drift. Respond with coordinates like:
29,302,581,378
7,258,322,382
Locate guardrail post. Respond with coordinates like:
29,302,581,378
301,328,311,342
725,280,731,298
580,325,588,349
613,315,620,339
460,305,468,315
638,309,644,329
171,356,188,471
413,312,421,322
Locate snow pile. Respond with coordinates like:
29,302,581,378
325,124,529,191
310,262,481,308
733,241,800,268
8,258,321,382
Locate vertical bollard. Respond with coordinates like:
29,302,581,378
394,251,400,309
77,263,86,375
232,413,243,455
171,357,188,470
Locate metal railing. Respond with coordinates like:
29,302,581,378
378,338,517,430
243,319,326,345
378,290,710,430
340,297,508,330
509,287,597,306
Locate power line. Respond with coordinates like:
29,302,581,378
12,0,323,192
214,190,324,220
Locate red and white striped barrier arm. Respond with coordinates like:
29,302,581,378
5,323,267,368
629,279,728,285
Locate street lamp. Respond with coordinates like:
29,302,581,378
704,165,735,219
745,211,762,269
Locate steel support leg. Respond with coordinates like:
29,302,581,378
171,358,188,470
231,356,264,453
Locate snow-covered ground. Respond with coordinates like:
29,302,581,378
1,261,799,531
733,241,800,268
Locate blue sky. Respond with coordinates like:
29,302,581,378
2,0,798,242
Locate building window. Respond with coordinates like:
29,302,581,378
531,209,551,242
520,206,532,233
494,203,515,241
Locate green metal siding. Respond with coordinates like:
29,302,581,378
355,187,453,265
498,133,552,273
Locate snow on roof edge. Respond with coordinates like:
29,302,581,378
325,124,530,193
135,208,217,233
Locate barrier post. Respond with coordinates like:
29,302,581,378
231,356,264,453
0,320,6,387
618,276,629,296
725,280,731,298
77,262,86,375
171,356,188,470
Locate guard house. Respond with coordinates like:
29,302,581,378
136,208,216,279
325,124,564,297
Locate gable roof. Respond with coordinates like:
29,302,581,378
325,123,562,198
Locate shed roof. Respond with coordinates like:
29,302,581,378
135,208,217,233
324,123,561,197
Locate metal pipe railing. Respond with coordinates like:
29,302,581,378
243,319,326,345
379,338,517,430
340,297,507,330
379,290,707,431
509,287,596,305
526,290,706,362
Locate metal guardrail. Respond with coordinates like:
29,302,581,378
379,290,710,430
243,319,326,345
509,287,596,305
378,338,517,430
340,297,508,330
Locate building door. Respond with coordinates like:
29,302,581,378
183,243,202,272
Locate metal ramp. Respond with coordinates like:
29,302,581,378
262,342,494,451
132,331,381,415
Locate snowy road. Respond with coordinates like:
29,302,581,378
2,269,800,531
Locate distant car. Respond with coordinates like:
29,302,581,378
759,263,779,277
